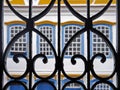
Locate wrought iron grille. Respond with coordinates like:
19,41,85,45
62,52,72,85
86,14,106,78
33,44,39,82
0,0,120,90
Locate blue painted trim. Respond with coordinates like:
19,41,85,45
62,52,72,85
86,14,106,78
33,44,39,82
36,24,55,58
62,24,84,58
90,24,112,58
9,79,28,90
35,78,56,90
7,24,27,58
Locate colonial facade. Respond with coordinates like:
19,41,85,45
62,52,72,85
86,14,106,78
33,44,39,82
3,0,117,90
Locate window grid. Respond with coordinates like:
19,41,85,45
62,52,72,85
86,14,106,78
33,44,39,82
9,25,27,55
38,25,54,56
66,83,81,88
92,25,111,57
94,83,111,90
63,25,83,57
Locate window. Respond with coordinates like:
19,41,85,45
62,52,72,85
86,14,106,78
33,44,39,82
91,24,112,57
94,83,111,90
62,25,84,57
37,24,55,57
66,82,82,88
62,79,84,90
8,24,28,56
90,79,112,90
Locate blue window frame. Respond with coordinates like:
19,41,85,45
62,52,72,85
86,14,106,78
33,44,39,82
90,24,112,58
7,24,28,57
37,24,55,58
62,79,84,90
9,79,28,90
90,79,113,90
62,24,84,58
35,79,56,90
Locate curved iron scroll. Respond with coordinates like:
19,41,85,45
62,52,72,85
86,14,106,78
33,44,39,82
63,0,117,90
1,0,119,90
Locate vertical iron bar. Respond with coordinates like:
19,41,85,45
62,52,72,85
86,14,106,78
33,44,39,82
29,0,33,90
29,0,32,19
58,0,61,90
87,0,90,90
117,0,120,89
87,0,90,18
0,0,3,89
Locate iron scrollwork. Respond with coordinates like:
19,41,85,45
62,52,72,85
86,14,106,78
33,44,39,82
1,0,118,90
3,0,57,90
63,0,117,90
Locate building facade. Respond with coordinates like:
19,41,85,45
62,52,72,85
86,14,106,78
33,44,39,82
3,0,117,90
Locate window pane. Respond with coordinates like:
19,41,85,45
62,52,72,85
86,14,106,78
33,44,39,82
63,25,83,57
92,25,111,57
9,25,27,56
38,25,54,57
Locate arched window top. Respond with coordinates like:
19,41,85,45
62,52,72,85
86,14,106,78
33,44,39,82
36,20,57,26
93,20,116,25
5,21,26,25
62,21,84,26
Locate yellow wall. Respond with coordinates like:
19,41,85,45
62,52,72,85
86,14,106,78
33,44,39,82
10,0,25,5
39,0,116,4
9,0,116,5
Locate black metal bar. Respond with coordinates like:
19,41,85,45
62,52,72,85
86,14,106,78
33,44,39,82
29,0,32,19
86,27,91,90
86,0,91,90
28,0,33,90
58,0,61,90
0,0,3,89
117,0,120,89
87,0,90,19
